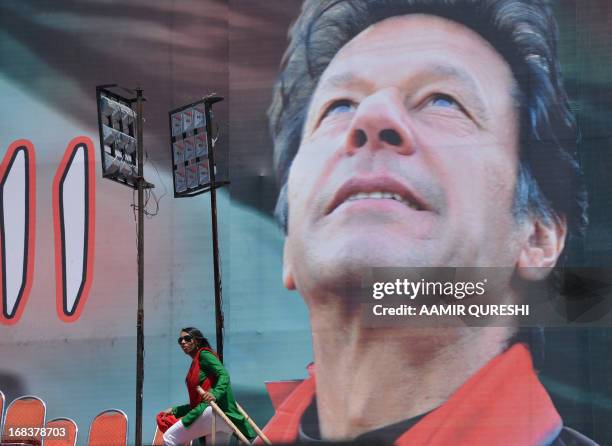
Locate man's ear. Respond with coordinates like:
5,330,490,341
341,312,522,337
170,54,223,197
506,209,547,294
517,216,567,281
283,239,296,290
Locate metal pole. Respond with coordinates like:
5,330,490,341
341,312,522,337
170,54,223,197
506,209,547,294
204,100,224,362
135,87,145,446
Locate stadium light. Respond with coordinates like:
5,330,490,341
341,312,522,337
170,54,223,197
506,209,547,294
169,95,228,197
96,85,153,189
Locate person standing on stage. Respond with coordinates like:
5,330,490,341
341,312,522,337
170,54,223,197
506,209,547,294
161,327,255,446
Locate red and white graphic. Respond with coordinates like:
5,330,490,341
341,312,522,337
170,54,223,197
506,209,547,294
0,140,36,325
53,136,96,322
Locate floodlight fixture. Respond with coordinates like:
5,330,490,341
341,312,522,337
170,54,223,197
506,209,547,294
96,85,154,189
169,95,228,198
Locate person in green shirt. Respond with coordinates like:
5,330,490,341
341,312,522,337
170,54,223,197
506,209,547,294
162,327,256,445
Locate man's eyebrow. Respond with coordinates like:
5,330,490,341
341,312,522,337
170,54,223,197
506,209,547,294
317,72,372,95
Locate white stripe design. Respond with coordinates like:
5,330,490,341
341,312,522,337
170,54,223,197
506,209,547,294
60,147,87,314
2,149,28,317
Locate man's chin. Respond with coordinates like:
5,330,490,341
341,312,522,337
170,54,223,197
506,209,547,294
317,237,432,269
305,249,428,294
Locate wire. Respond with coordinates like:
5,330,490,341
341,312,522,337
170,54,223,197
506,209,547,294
141,150,168,218
131,184,138,222
212,122,220,146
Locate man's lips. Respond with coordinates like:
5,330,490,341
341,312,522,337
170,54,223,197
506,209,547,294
326,175,429,215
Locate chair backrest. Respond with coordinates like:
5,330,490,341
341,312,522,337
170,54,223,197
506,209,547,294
44,417,78,446
1,395,46,445
152,426,163,446
0,390,5,434
87,409,128,446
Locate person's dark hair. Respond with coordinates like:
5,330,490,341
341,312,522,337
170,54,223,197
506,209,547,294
269,0,588,252
180,327,212,350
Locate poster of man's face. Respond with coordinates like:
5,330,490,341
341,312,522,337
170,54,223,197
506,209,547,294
0,0,611,444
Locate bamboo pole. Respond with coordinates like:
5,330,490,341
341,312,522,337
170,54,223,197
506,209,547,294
209,400,251,445
236,403,272,445
211,405,216,445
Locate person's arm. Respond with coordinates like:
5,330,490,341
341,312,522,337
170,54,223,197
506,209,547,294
171,404,192,418
199,350,230,401
179,350,230,427
179,402,206,427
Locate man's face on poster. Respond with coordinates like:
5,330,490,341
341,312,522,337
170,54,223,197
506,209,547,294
282,14,545,294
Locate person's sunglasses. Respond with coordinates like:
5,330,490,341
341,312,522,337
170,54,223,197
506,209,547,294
177,335,193,344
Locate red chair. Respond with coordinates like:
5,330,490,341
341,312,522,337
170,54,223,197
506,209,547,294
87,409,127,446
0,390,5,434
151,425,163,445
44,417,78,446
1,395,46,446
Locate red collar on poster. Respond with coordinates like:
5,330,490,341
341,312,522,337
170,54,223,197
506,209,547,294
261,344,562,446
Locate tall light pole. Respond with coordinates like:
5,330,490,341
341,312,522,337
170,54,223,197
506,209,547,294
169,95,228,360
96,85,153,446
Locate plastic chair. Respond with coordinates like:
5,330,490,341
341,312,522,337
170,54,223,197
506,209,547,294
87,409,127,446
44,417,78,446
1,395,46,445
151,426,163,446
0,390,5,434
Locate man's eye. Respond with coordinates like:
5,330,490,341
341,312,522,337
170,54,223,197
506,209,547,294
322,100,356,119
429,94,460,109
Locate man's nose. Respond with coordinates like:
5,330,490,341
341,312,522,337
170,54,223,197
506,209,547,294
345,88,415,155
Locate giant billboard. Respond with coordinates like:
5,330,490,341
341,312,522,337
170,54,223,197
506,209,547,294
1,1,611,445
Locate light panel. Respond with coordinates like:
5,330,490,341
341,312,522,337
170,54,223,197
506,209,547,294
169,100,212,197
95,85,152,189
